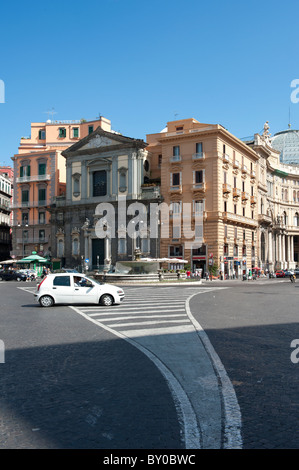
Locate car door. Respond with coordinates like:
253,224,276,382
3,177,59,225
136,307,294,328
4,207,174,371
72,276,97,304
51,275,72,303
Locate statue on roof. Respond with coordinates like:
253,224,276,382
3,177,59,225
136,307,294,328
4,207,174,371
262,121,271,144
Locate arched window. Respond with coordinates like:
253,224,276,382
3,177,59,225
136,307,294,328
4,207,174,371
294,213,299,227
57,239,64,257
72,238,79,256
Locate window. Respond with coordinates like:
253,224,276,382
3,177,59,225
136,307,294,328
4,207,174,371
20,165,30,178
118,238,127,254
39,212,45,224
73,127,79,138
234,245,238,257
194,199,204,214
38,188,46,205
73,174,81,197
21,213,28,225
243,207,245,217
141,238,150,253
38,163,46,175
72,238,79,255
172,172,180,186
57,239,64,257
294,213,299,226
38,129,46,140
173,145,180,157
196,142,203,155
39,230,45,241
23,230,28,242
158,155,162,167
169,245,183,257
234,204,237,214
93,170,107,197
88,125,94,135
22,190,29,205
194,170,203,184
53,276,70,287
59,127,66,138
224,201,227,212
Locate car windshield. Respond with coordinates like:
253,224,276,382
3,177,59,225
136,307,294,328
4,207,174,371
84,276,103,286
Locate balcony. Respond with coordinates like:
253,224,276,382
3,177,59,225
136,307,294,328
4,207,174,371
241,164,248,174
16,237,49,244
140,185,161,199
222,211,258,227
169,185,182,194
223,183,231,194
192,152,205,160
16,174,51,183
241,191,249,201
258,213,272,225
223,153,230,163
233,160,240,169
192,182,206,192
170,155,182,163
250,170,256,179
233,187,241,198
250,195,257,205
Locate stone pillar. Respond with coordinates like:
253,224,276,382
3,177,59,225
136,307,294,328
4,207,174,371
287,235,291,266
81,160,87,200
268,231,273,267
278,234,282,268
282,234,286,268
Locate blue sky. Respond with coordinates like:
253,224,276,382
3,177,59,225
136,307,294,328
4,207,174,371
1,0,299,165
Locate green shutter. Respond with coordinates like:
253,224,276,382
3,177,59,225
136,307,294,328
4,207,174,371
20,166,23,177
27,165,31,176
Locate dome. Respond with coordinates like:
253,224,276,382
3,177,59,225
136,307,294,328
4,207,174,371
271,128,299,164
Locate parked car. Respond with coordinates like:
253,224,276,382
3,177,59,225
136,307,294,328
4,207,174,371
34,273,125,307
294,269,299,278
284,270,294,277
275,270,286,278
18,269,37,281
0,270,27,282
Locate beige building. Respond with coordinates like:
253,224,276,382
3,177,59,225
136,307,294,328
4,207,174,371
245,127,299,272
147,118,259,277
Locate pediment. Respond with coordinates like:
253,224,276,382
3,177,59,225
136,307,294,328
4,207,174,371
80,134,121,150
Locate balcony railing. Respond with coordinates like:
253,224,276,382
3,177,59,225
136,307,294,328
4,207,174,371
192,152,205,160
169,185,182,193
233,187,241,198
223,183,231,194
170,155,182,162
223,153,230,163
192,182,206,191
16,174,51,183
241,191,249,200
140,185,161,199
241,164,247,174
250,195,257,205
233,160,240,169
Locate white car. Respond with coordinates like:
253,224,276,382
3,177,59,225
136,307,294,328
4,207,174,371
34,273,125,307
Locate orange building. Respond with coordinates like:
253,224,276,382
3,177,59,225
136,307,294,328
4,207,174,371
11,116,111,259
147,118,259,277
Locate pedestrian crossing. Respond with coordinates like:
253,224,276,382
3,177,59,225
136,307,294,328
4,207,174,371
72,286,228,336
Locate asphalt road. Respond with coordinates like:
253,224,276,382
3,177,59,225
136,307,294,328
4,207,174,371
0,281,182,449
0,278,298,449
189,278,299,449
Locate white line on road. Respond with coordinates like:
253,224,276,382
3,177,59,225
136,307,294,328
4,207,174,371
69,305,201,449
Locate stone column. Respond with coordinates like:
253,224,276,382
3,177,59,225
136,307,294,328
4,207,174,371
278,234,282,268
282,234,286,268
268,231,273,266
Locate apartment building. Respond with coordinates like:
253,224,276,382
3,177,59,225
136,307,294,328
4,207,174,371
147,118,259,277
245,129,299,271
11,116,111,259
0,171,12,260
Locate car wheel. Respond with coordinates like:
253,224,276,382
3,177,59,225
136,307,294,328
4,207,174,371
0,276,2,281
100,294,114,306
16,277,22,282
39,295,54,307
